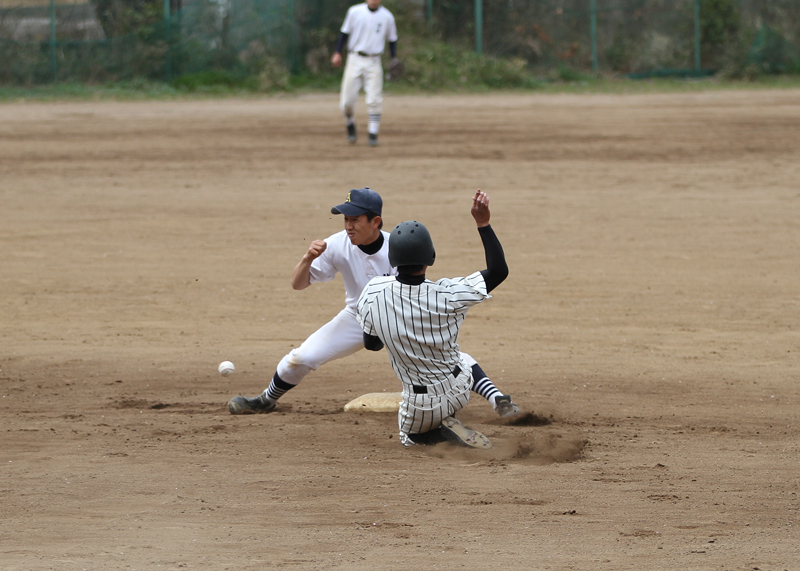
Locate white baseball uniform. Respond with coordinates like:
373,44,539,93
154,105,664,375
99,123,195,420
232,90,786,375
275,229,395,385
339,3,398,132
357,271,491,443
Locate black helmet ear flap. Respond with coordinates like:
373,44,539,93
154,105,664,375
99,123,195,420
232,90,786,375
389,221,435,268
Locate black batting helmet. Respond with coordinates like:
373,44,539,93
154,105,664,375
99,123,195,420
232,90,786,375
389,221,436,268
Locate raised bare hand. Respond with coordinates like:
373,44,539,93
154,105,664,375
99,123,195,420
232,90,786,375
471,190,491,228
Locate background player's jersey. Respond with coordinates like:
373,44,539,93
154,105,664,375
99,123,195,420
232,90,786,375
309,230,395,310
341,4,397,55
357,272,489,386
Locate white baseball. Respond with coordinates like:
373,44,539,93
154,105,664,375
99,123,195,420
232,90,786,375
218,361,235,376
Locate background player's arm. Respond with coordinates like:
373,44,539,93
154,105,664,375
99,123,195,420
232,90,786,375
331,32,348,67
471,190,509,292
290,239,327,290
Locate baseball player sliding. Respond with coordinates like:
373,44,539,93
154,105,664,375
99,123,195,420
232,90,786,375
357,190,509,448
228,188,521,421
331,0,398,147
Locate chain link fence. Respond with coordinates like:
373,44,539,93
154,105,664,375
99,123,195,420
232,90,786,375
1,0,799,85
434,0,800,76
0,0,306,83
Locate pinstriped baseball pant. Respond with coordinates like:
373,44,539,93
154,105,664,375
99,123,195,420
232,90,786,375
398,367,472,439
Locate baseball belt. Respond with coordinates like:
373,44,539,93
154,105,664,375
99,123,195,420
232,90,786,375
410,366,462,394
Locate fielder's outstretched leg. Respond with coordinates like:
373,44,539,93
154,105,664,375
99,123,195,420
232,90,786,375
227,371,296,415
228,308,363,414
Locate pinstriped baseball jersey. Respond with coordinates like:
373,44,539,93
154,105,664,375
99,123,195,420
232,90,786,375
357,271,489,386
358,271,490,436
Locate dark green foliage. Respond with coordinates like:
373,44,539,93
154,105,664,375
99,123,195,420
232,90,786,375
747,24,800,74
91,0,166,38
553,64,588,82
171,70,257,91
699,0,741,69
392,39,539,90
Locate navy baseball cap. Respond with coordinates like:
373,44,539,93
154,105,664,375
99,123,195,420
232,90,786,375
331,187,382,217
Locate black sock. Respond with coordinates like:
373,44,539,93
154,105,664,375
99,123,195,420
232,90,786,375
264,372,295,403
470,363,502,406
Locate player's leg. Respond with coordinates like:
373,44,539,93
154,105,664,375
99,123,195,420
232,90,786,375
398,372,489,448
340,56,365,144
437,367,490,447
398,396,437,446
363,57,384,147
460,352,522,418
399,374,469,438
228,308,364,414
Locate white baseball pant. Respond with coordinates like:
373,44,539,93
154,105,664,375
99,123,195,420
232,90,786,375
340,53,383,119
276,307,364,385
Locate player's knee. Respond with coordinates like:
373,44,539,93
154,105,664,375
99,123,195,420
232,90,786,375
286,354,316,371
460,352,477,367
278,352,314,385
286,350,312,370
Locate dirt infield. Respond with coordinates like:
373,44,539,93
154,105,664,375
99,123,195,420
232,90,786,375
1,89,799,570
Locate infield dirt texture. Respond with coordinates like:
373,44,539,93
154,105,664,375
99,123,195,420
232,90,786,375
2,90,799,570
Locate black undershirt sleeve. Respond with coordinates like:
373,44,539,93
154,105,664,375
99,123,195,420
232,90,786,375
335,32,348,54
363,332,384,352
477,224,508,293
389,41,397,58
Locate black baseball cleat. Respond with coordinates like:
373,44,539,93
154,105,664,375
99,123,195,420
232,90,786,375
495,394,522,418
347,123,357,144
228,394,276,415
439,416,492,449
368,133,379,147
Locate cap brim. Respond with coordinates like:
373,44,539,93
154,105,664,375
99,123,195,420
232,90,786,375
331,203,370,216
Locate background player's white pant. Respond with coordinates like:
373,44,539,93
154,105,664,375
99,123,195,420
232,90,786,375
398,365,472,441
340,53,383,119
276,307,364,385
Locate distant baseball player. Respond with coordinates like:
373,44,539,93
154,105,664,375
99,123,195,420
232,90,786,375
227,187,521,419
357,190,509,448
330,0,398,147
